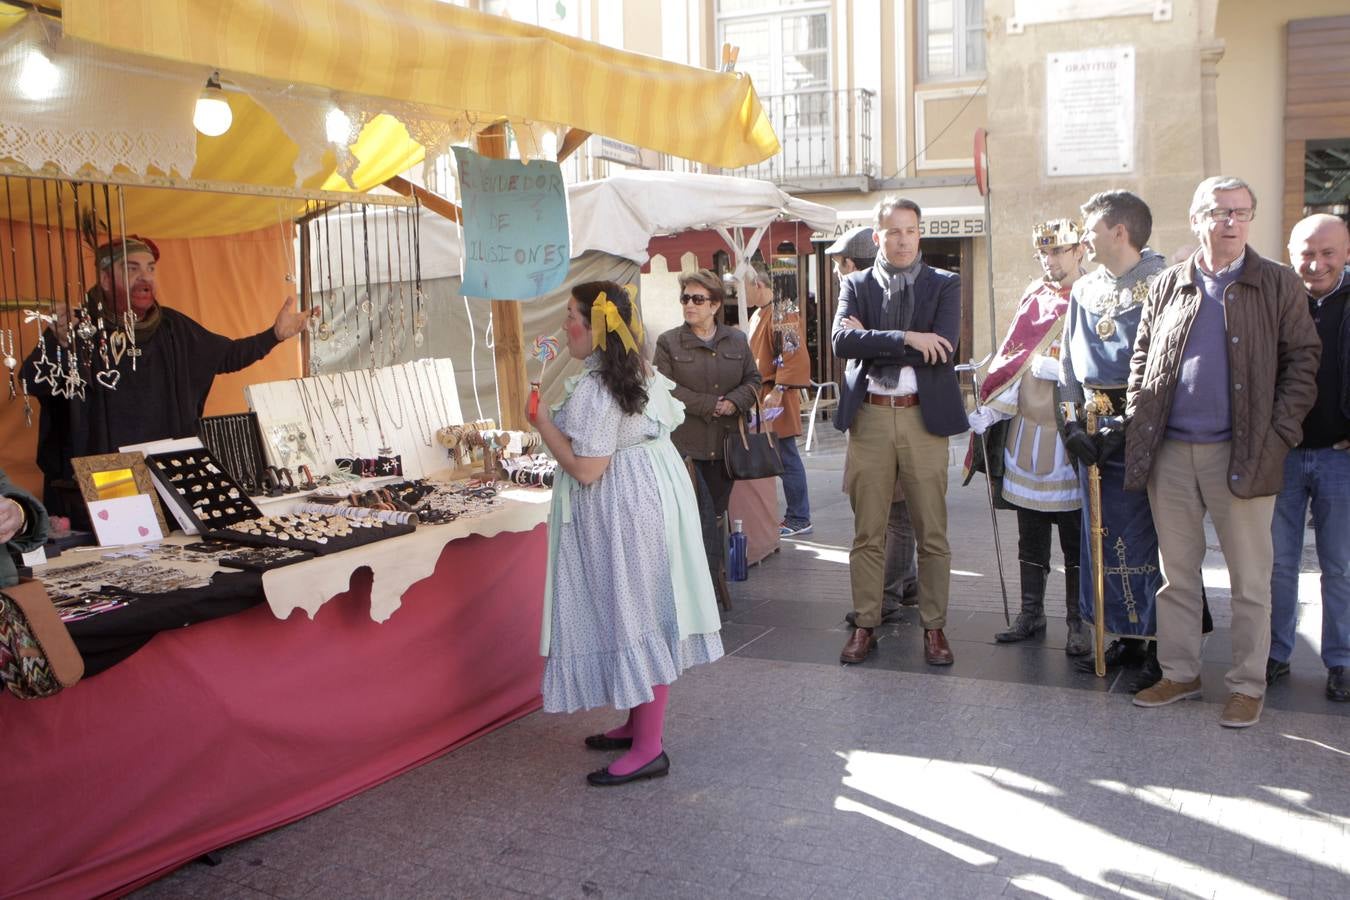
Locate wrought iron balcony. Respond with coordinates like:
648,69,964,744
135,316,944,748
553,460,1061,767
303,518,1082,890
718,87,877,191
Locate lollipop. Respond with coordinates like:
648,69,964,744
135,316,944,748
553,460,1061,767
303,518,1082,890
530,334,560,364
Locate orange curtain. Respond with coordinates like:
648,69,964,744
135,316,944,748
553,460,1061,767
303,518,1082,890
0,222,300,496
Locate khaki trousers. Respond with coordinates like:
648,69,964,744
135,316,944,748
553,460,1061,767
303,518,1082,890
1146,440,1275,698
845,403,951,629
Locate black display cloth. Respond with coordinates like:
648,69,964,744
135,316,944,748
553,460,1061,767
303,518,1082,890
63,568,265,677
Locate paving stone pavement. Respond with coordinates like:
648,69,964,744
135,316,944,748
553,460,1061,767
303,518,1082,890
136,430,1350,899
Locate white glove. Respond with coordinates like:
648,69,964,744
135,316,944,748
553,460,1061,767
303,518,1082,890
1030,354,1061,381
967,406,1000,435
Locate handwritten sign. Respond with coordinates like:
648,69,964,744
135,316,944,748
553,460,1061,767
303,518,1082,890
454,147,570,300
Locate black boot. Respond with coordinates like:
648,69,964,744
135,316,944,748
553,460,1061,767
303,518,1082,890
1063,565,1090,657
996,561,1048,643
1127,642,1163,693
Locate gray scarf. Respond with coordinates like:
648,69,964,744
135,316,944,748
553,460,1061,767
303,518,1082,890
869,256,923,389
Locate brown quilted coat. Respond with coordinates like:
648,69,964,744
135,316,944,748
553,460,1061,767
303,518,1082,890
1123,248,1320,498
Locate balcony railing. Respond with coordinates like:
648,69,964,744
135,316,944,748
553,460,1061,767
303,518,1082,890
717,87,876,188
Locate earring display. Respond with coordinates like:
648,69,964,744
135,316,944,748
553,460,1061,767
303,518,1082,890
217,545,317,572
199,412,269,496
146,447,263,532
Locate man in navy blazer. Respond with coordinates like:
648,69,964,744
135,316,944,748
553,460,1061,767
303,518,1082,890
832,196,966,666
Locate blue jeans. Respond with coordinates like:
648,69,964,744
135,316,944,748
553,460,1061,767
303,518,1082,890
777,435,811,527
1270,447,1350,668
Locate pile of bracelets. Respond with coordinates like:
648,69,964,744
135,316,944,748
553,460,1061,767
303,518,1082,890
503,456,556,488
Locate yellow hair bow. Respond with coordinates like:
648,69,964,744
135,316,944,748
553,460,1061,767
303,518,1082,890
590,289,645,354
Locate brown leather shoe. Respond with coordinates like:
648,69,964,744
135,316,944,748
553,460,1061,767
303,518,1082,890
924,629,954,666
840,627,877,664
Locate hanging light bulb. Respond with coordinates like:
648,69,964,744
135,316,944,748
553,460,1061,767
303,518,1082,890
193,72,232,137
18,47,61,101
325,107,353,145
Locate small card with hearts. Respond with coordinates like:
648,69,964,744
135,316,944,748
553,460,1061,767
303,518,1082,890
87,494,165,547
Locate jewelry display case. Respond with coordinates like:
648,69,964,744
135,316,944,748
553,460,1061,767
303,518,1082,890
198,412,270,497
145,447,263,533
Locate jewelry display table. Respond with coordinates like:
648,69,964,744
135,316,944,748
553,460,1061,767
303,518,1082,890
0,512,549,899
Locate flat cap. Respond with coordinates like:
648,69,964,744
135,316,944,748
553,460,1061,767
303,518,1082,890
824,225,876,260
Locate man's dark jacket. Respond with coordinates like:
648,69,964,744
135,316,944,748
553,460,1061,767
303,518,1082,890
830,263,967,437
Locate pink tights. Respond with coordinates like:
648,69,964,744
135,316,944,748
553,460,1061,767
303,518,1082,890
603,683,668,776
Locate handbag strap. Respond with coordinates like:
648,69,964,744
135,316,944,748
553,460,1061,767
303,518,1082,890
2,578,84,688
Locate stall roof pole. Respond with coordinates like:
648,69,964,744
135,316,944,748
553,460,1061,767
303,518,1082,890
475,123,527,432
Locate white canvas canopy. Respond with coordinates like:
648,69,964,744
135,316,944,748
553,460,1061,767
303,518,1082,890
308,170,838,422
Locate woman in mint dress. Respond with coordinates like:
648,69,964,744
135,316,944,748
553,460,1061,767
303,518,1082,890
530,281,723,787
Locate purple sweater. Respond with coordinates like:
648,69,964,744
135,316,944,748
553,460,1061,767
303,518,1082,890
1165,259,1241,443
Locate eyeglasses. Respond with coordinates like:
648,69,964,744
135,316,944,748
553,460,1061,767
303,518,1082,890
1033,246,1077,260
1199,207,1255,223
679,293,712,306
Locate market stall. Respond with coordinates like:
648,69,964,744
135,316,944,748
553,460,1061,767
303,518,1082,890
0,1,780,896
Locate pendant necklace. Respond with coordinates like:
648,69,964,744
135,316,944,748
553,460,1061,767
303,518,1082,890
358,368,392,455
314,374,356,455
400,362,432,447
372,364,406,431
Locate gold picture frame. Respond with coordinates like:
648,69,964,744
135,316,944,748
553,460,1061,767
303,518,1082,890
71,451,170,538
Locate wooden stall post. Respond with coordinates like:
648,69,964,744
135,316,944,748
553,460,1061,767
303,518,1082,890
475,123,528,431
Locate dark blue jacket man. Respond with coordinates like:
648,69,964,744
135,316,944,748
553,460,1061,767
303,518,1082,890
831,196,965,668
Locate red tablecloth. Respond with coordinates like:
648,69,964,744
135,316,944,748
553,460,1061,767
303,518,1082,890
0,525,547,900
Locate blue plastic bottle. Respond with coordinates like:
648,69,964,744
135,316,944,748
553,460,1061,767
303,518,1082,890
728,519,748,582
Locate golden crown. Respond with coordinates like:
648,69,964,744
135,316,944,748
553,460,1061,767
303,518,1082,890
1032,218,1083,249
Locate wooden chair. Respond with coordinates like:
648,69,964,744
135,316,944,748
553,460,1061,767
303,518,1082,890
800,381,839,451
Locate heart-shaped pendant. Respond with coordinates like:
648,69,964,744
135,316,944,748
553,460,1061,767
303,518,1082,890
96,368,121,390
109,330,129,365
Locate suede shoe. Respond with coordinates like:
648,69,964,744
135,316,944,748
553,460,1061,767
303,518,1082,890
1265,658,1291,686
1133,677,1203,707
1327,666,1349,702
1219,693,1262,728
587,751,670,786
840,627,877,664
584,733,633,751
924,628,954,666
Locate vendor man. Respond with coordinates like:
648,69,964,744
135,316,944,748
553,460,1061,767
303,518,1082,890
21,235,315,526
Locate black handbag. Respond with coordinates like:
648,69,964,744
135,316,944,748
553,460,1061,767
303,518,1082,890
722,397,784,481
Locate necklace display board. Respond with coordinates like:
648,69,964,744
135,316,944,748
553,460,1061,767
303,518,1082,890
198,412,269,497
245,359,461,479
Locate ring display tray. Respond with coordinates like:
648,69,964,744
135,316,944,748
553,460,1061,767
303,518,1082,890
146,448,263,534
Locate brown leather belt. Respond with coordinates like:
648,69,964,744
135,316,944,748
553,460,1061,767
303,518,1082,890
865,393,920,408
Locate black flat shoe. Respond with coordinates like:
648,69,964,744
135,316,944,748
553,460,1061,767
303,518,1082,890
583,733,633,751
1265,658,1291,685
587,751,670,787
1074,638,1147,673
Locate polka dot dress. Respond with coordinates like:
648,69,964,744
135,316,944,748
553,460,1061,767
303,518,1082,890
543,368,723,714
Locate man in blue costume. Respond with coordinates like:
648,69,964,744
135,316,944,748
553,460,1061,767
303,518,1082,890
1058,190,1169,690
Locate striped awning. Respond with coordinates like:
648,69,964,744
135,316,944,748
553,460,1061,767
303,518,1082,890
62,0,780,171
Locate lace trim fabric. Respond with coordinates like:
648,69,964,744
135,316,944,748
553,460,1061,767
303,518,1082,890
0,17,200,177
3,14,569,188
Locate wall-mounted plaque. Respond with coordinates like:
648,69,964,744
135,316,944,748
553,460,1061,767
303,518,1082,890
1046,46,1136,178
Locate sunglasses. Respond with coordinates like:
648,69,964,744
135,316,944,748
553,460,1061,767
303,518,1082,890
679,293,712,306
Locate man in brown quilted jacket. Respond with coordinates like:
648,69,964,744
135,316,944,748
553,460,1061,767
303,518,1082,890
1124,176,1320,728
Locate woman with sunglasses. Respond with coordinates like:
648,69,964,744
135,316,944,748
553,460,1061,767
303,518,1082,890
653,270,762,609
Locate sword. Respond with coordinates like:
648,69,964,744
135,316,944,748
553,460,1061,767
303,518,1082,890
957,352,1009,626
1079,397,1109,677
